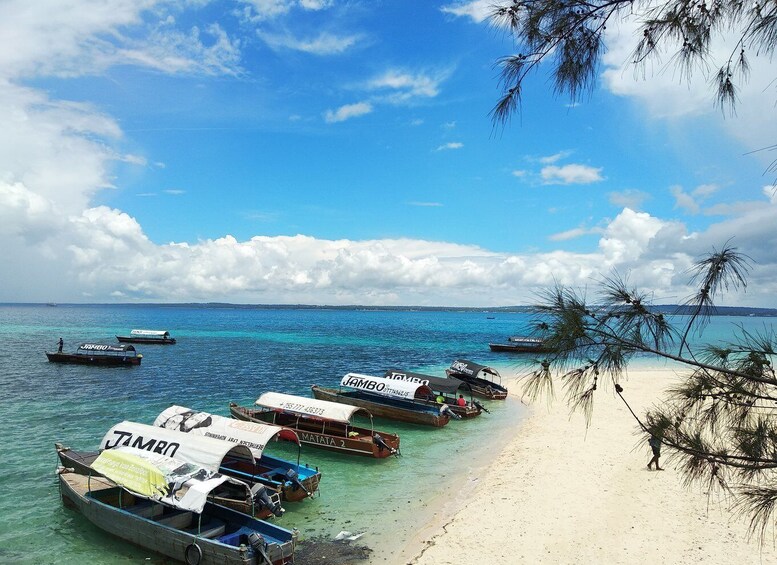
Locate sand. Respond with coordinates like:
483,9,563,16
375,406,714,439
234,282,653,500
400,366,777,565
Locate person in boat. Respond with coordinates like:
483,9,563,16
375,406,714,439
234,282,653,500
57,337,63,353
456,394,466,407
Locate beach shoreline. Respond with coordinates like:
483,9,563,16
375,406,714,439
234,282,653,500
400,365,777,565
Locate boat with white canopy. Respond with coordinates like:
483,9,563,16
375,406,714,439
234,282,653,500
311,373,454,427
58,446,296,565
383,369,486,418
57,422,286,519
229,392,400,458
154,406,321,502
117,329,176,344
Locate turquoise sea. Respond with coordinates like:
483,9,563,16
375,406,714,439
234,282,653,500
0,304,773,564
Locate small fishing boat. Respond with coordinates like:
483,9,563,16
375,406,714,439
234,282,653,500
383,369,486,418
154,406,321,502
446,359,509,400
58,446,296,565
311,374,454,427
489,335,552,353
117,329,177,344
229,393,400,458
46,343,142,366
57,424,286,520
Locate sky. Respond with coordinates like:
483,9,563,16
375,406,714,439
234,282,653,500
2,0,777,307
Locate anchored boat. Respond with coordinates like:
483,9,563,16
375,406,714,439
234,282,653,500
117,329,177,344
383,369,486,418
312,373,454,427
58,446,296,565
154,406,321,502
489,335,552,353
446,359,509,400
46,343,142,366
230,392,400,458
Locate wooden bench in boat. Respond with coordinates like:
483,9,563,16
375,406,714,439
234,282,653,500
184,518,226,539
124,502,163,519
156,510,193,529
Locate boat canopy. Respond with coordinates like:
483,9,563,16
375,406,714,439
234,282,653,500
508,336,544,344
100,421,254,473
77,343,136,354
154,405,299,459
91,446,249,514
341,373,433,400
130,329,171,338
383,369,469,394
255,392,370,424
448,359,502,382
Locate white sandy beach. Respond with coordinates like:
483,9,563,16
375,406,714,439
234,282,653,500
399,366,777,565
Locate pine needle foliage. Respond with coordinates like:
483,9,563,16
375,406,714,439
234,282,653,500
521,245,777,538
490,0,777,122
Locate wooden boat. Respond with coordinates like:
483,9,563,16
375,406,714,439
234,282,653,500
46,343,142,366
154,406,321,502
117,329,177,344
57,429,286,520
383,369,485,419
229,392,400,458
311,374,452,427
446,359,508,400
58,446,296,565
489,336,552,353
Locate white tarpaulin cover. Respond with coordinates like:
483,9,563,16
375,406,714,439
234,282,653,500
154,405,298,459
130,329,169,337
255,392,368,424
100,420,254,472
92,446,247,514
340,373,430,400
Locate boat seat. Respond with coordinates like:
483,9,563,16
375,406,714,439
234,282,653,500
124,503,163,519
156,510,194,529
185,518,226,539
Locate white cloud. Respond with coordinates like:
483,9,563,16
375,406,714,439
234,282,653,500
436,142,463,151
257,31,362,54
366,69,449,103
323,101,373,123
440,1,508,24
539,151,571,165
541,164,604,185
608,189,650,210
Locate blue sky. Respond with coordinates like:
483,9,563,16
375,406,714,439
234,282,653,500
2,0,776,306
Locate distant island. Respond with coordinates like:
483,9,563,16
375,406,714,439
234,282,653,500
8,303,777,317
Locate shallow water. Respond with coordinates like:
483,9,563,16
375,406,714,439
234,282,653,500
0,304,770,564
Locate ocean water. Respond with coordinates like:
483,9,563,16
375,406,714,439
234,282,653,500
0,304,772,564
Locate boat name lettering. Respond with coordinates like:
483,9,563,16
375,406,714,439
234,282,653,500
299,432,336,446
343,376,386,392
104,430,180,457
451,362,474,375
80,344,111,351
280,402,326,416
385,372,429,386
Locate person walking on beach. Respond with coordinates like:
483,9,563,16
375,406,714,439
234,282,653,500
647,434,663,471
57,337,63,353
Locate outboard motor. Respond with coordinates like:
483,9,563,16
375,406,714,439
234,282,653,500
248,532,271,565
372,433,398,456
473,400,490,414
440,404,462,420
284,468,311,497
251,484,285,517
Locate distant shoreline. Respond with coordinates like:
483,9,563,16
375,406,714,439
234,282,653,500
4,302,777,316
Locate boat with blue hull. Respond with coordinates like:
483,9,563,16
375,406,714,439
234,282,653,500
311,373,453,427
383,369,485,418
